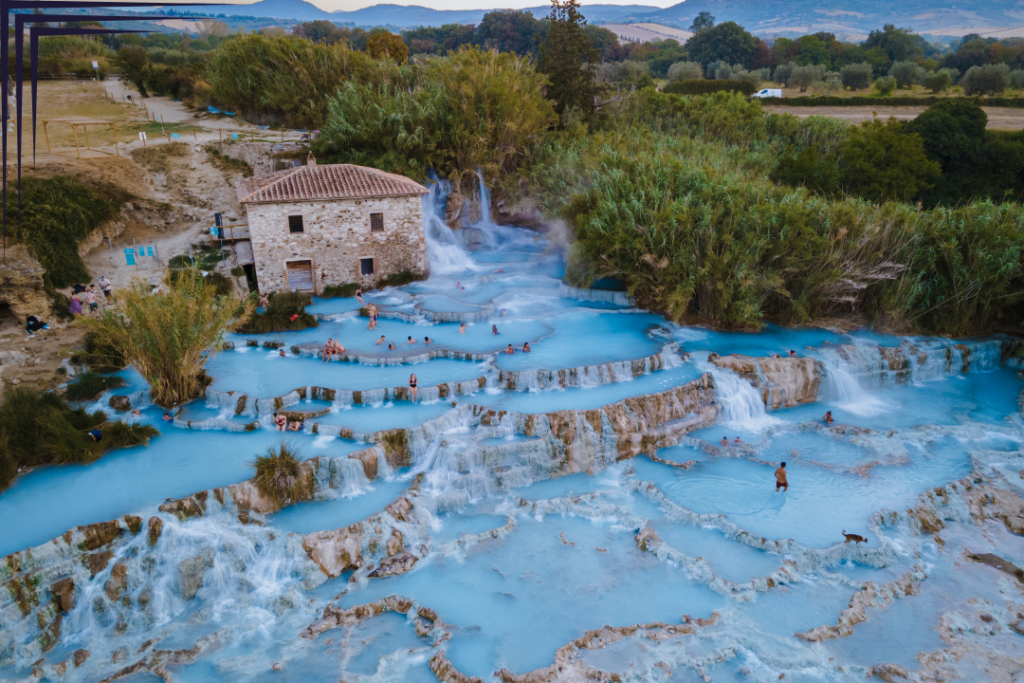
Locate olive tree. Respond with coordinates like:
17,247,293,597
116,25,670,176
962,63,1010,95
888,60,925,89
788,64,825,92
667,61,703,82
922,69,952,93
840,62,873,90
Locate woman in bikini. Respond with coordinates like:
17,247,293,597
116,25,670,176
323,338,335,362
409,373,418,402
273,412,287,431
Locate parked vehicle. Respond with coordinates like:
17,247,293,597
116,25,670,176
752,88,783,99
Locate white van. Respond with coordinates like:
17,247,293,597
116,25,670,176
752,88,783,99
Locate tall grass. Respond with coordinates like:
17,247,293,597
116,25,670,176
527,93,1024,335
80,269,250,407
251,442,309,510
64,372,127,402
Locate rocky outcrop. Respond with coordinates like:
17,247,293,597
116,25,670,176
495,346,680,392
302,594,448,642
301,486,420,578
708,353,821,409
431,650,484,683
0,244,48,322
178,549,215,600
796,566,927,642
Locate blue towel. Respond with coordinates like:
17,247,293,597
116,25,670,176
207,106,220,114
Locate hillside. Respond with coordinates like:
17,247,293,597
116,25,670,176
157,1,660,27
632,0,1024,39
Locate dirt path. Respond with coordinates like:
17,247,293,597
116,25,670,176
762,104,1024,130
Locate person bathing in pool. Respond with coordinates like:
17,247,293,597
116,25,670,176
505,344,516,354
323,338,336,362
522,342,530,353
823,411,834,425
407,336,418,345
376,335,387,346
775,462,788,492
459,323,467,334
409,373,418,401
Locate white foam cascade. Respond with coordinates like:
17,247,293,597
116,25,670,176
422,177,477,275
699,358,780,431
819,357,889,418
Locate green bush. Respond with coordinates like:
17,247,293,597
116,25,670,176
0,388,157,492
236,291,318,334
321,282,360,298
72,331,127,373
6,175,132,290
251,442,308,510
377,270,429,288
777,96,1024,108
64,372,127,402
661,79,756,96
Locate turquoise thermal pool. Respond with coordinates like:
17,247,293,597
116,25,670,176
2,179,1024,683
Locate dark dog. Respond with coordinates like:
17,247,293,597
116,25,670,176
842,530,867,545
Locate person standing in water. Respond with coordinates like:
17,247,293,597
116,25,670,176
409,373,418,402
775,462,788,492
823,411,834,425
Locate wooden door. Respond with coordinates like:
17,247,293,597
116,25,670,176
286,260,314,292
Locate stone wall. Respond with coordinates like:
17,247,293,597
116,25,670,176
245,195,429,294
709,353,821,409
0,244,48,322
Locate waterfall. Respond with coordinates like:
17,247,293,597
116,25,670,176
422,176,477,275
819,358,888,418
339,458,371,497
700,358,779,431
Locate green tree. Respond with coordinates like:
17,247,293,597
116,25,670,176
904,99,1024,204
873,76,896,96
292,20,345,45
961,63,1010,95
116,45,150,97
788,64,824,92
688,11,715,33
795,35,831,67
922,69,952,93
539,0,599,120
646,39,688,77
685,21,756,69
477,9,542,56
367,32,409,64
838,118,940,202
888,60,924,88
864,24,924,64
840,62,873,90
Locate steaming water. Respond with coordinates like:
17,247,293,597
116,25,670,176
2,173,1023,683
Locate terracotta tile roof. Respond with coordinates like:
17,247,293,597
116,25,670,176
236,164,428,204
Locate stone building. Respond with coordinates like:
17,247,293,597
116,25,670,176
236,160,429,294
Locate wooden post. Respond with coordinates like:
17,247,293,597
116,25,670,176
111,123,119,157
193,128,197,141
43,121,51,154
281,130,284,142
72,125,81,159
122,94,125,103
219,129,222,142
83,124,91,153
250,130,254,143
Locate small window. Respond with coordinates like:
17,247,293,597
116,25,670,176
370,213,384,233
360,258,375,276
288,215,304,233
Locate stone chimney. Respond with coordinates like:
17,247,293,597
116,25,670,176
307,151,317,167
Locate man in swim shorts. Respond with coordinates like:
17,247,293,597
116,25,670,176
775,462,788,492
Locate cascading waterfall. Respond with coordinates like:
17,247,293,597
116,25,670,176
422,176,477,274
699,357,780,431
818,357,889,417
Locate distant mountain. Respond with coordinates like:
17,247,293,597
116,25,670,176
632,0,1024,39
158,1,659,27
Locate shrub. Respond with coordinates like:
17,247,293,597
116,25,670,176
321,283,360,298
64,372,127,402
6,176,131,291
377,270,429,288
660,79,756,96
102,421,159,450
888,60,925,89
840,63,873,91
837,118,940,203
772,146,840,195
251,442,309,510
667,61,702,82
788,64,825,92
71,331,128,373
81,269,249,407
873,77,897,96
236,291,318,334
962,63,1010,95
922,70,952,93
